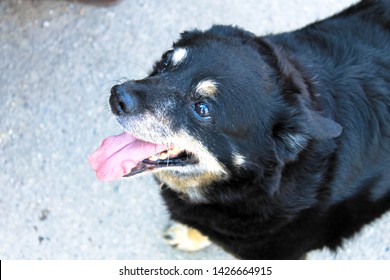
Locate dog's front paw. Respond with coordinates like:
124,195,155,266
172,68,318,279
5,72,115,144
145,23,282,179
163,223,212,252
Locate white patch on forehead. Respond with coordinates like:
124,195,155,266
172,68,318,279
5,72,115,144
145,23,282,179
195,79,218,97
171,48,187,66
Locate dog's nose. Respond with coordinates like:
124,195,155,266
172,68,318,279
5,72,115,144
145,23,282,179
109,84,139,116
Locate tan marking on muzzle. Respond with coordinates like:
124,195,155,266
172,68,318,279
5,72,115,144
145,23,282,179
119,111,228,202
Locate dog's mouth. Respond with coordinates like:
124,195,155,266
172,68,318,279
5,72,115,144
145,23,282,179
88,132,198,181
125,147,197,177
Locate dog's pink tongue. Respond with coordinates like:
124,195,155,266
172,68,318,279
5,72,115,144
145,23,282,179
88,132,168,181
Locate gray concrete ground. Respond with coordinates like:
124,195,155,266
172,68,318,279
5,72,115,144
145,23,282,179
1,0,389,260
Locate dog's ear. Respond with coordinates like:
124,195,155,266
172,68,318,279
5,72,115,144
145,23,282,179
301,106,342,140
273,103,342,162
267,41,342,162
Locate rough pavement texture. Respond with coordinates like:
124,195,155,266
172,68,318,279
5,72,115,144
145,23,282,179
1,0,389,260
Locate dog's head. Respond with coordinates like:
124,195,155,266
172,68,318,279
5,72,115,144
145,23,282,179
89,25,342,201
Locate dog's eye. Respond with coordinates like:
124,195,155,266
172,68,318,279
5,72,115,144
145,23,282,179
193,102,211,120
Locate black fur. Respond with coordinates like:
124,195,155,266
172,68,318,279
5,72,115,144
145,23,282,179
119,0,390,259
161,0,390,259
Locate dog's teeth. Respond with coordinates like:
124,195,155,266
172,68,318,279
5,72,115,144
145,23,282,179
148,148,182,162
159,152,168,160
149,155,158,162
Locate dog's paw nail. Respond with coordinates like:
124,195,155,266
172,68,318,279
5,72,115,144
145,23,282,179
163,223,212,252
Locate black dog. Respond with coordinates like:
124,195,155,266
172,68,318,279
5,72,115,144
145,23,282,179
89,0,390,259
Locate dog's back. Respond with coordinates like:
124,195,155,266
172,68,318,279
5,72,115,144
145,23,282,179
267,0,390,201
